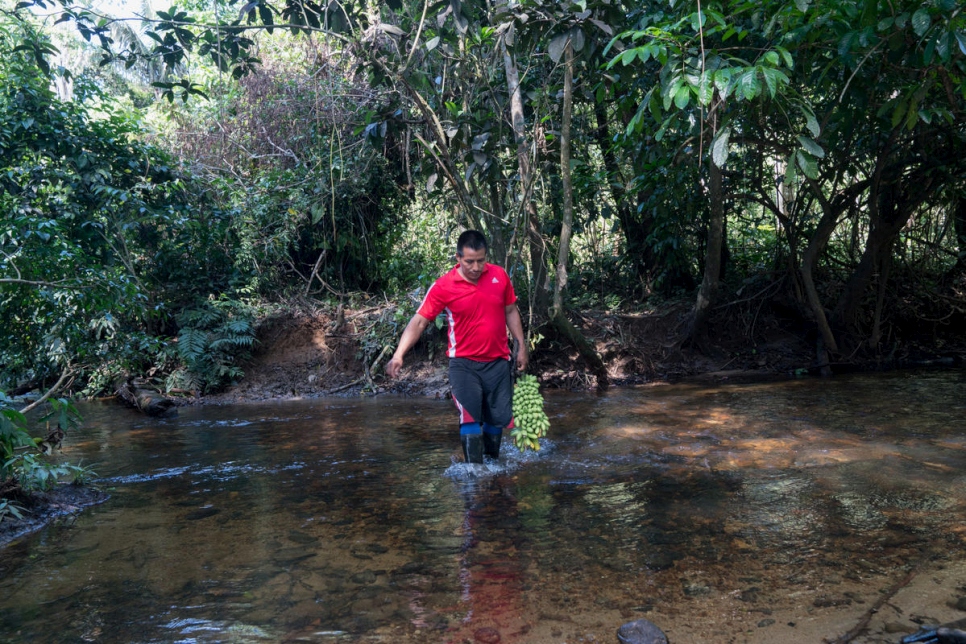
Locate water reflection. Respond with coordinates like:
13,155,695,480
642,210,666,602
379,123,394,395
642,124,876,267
1,370,965,642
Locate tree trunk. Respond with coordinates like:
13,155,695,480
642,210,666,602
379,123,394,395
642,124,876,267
831,178,928,335
592,104,652,285
551,41,608,390
115,377,177,417
947,193,966,279
799,183,846,359
553,40,575,320
487,177,508,265
690,159,725,344
869,247,893,349
501,31,550,313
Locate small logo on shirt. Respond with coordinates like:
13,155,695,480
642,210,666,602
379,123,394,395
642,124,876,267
492,277,499,283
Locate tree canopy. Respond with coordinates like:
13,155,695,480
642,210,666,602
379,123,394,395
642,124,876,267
1,0,965,397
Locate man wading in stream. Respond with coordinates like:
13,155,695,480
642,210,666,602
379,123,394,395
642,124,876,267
386,230,528,463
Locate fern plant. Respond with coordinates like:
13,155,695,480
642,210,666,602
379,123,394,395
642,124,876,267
166,297,257,393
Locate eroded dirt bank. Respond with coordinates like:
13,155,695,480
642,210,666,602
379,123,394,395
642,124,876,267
203,297,965,405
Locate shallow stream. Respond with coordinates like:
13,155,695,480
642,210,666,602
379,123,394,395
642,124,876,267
2,370,966,643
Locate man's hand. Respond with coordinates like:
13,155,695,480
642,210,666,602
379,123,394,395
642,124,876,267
515,344,529,373
386,355,404,379
385,313,430,379
505,303,528,373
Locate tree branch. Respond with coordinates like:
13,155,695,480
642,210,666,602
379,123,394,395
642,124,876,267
0,277,87,290
19,368,73,415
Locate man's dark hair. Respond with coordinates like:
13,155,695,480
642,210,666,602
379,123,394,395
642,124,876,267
456,230,488,256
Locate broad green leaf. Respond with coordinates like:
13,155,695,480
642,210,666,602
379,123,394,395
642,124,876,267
549,33,570,63
838,32,856,57
590,19,614,36
572,27,585,53
673,83,690,109
957,32,966,56
648,87,662,121
796,136,825,158
796,150,819,179
911,9,931,37
794,0,810,12
426,36,440,51
690,10,706,32
761,67,778,97
805,110,820,137
739,69,760,100
625,108,643,136
891,98,907,128
712,127,731,168
713,68,733,98
764,12,779,38
935,32,950,62
905,103,919,130
259,5,273,31
776,46,794,69
697,72,714,106
763,51,780,66
924,36,936,63
620,48,638,66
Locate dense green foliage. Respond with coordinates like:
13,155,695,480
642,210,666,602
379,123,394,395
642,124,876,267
0,0,964,406
0,391,89,513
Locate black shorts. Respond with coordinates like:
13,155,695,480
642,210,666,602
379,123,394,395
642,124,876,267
449,358,513,427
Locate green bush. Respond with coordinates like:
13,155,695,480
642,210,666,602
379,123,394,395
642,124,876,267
1,392,91,521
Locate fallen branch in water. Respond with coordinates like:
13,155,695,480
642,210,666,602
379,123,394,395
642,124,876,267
322,377,365,395
827,550,934,644
19,368,73,415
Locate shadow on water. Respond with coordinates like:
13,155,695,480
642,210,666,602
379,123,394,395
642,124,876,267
2,369,966,643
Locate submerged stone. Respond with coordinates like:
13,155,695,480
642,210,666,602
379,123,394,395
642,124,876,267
473,626,500,643
617,618,668,644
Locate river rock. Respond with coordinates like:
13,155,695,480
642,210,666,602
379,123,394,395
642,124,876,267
474,627,500,643
617,618,668,644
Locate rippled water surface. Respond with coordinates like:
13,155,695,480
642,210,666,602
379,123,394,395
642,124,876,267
2,370,966,643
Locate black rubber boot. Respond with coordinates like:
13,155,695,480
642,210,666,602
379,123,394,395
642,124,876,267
461,434,484,464
482,431,502,459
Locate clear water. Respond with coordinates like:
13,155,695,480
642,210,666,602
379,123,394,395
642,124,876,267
1,370,965,643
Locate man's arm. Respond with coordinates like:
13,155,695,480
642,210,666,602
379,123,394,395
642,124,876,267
386,313,432,378
505,303,528,373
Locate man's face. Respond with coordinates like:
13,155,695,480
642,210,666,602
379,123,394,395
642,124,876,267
456,246,487,283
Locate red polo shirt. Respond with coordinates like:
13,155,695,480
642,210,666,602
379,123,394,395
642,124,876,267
418,263,517,361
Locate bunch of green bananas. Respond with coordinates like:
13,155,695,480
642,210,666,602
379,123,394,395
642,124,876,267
510,373,549,451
